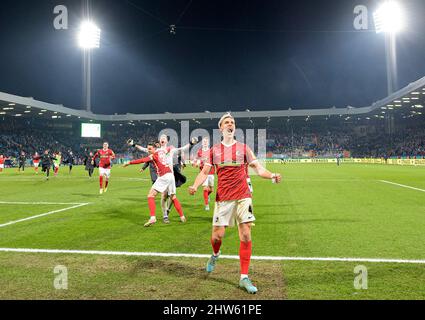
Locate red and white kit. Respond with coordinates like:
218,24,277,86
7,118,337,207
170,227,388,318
205,141,257,227
196,148,215,187
0,156,5,170
93,149,115,178
32,156,40,168
130,149,176,195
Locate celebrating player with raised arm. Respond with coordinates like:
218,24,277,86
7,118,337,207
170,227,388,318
194,137,215,211
127,136,195,223
92,142,116,194
123,141,188,227
189,113,282,294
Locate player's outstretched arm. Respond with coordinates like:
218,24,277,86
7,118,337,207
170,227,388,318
171,137,199,155
141,162,149,171
249,160,282,183
122,156,152,168
127,139,148,153
189,164,211,195
135,145,148,153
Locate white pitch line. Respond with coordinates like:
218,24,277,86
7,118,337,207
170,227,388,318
0,248,423,264
379,180,425,193
0,203,89,228
0,201,89,205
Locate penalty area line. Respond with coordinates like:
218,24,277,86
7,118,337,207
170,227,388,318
0,203,90,228
379,180,425,193
0,248,424,264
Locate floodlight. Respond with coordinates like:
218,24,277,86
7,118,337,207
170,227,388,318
374,1,405,34
78,21,101,49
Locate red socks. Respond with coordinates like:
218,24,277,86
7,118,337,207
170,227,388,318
99,177,109,189
211,238,222,256
239,241,252,275
172,198,184,217
148,197,156,217
209,239,252,275
203,190,209,205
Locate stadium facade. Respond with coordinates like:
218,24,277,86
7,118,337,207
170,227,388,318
1,75,425,124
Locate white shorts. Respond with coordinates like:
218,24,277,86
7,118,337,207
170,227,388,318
213,198,255,227
54,163,60,168
153,172,176,196
99,167,111,178
34,163,40,168
247,177,253,193
202,175,215,188
0,164,4,169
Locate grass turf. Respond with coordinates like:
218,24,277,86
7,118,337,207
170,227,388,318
0,163,424,299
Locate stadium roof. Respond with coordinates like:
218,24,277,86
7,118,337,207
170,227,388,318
1,75,425,123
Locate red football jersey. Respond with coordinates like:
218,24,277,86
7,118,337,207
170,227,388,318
93,149,115,169
130,149,172,177
0,157,5,165
196,148,215,175
33,155,40,164
206,142,257,202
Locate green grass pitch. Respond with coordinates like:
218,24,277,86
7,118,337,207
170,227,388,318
0,163,424,300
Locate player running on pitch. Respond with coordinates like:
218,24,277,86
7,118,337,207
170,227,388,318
67,151,75,174
123,141,189,227
0,154,10,173
32,152,40,174
189,113,282,294
53,152,62,177
92,142,116,194
18,151,26,173
84,151,95,178
194,136,215,211
34,150,56,180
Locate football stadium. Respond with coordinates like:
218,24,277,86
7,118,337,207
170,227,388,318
1,0,425,303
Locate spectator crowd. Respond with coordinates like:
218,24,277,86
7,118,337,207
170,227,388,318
2,120,425,166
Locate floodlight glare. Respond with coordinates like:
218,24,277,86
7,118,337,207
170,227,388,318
78,21,101,49
374,1,405,34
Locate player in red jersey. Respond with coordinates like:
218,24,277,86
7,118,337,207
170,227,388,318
128,136,196,224
123,141,187,227
32,152,40,174
189,113,282,294
0,154,10,173
157,134,188,220
92,142,116,194
194,137,215,211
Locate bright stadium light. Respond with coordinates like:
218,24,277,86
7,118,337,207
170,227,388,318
374,1,405,34
78,21,101,49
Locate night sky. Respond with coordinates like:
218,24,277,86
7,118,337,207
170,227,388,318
0,0,425,115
